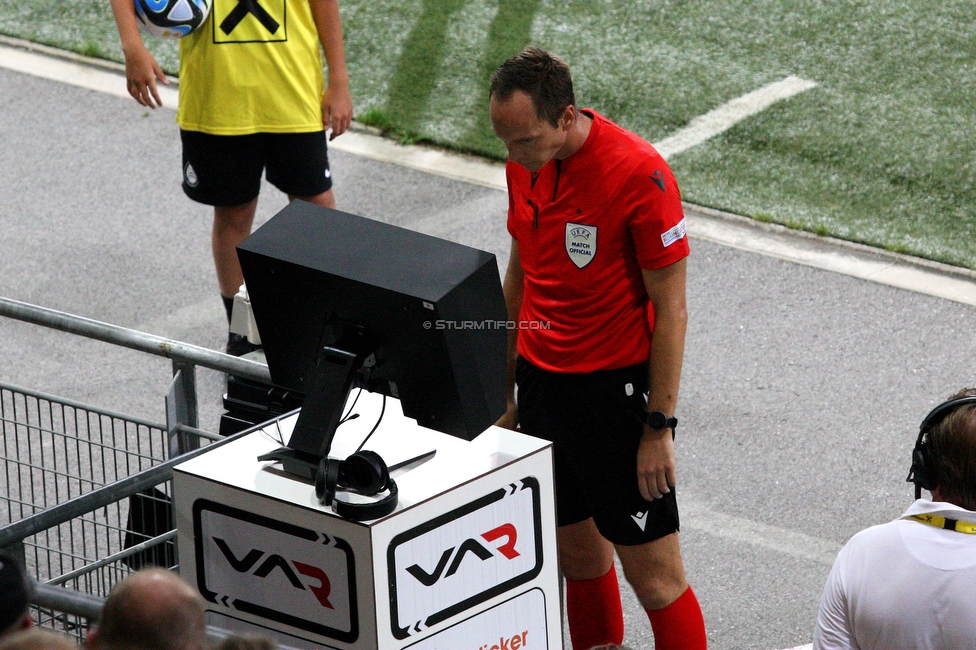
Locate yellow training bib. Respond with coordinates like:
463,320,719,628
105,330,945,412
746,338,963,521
176,0,324,135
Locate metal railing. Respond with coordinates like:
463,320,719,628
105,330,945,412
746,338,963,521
0,297,269,381
0,296,274,641
0,296,269,438
1,418,268,639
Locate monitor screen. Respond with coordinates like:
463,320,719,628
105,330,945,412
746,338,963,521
237,201,508,463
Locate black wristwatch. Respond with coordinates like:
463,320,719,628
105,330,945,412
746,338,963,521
644,410,678,431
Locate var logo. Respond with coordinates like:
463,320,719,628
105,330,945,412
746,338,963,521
212,537,333,608
388,478,543,639
193,500,358,643
405,523,520,586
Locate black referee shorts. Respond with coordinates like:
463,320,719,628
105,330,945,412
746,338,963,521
516,356,679,546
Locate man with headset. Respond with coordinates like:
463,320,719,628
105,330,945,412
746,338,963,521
814,388,976,649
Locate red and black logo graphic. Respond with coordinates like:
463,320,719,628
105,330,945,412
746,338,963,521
193,500,358,643
388,477,542,639
404,523,521,586
211,537,335,608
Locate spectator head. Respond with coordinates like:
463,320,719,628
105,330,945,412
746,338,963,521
86,569,205,650
0,629,76,650
489,47,575,127
924,388,976,509
0,551,32,639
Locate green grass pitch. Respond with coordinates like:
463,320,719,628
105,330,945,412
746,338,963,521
2,0,974,268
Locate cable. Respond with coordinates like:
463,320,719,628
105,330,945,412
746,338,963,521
339,365,374,425
339,386,364,424
356,393,386,453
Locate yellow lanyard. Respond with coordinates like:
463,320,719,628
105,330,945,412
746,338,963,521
909,514,976,534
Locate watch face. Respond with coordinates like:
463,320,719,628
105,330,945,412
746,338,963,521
646,411,667,429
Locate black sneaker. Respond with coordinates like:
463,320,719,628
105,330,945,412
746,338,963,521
226,332,257,357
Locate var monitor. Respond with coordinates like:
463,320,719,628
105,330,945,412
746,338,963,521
237,201,508,472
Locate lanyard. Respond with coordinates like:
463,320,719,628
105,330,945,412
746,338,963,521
909,514,976,534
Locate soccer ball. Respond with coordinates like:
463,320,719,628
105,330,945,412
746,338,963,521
134,0,211,39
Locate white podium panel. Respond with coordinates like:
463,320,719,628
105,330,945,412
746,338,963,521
173,392,561,650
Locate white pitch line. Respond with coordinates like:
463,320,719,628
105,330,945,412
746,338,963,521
4,41,976,310
331,130,507,190
333,76,819,186
686,205,976,307
0,41,812,188
681,495,842,566
0,41,180,107
654,75,818,160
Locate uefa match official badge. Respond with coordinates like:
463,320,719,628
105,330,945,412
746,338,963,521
565,223,597,268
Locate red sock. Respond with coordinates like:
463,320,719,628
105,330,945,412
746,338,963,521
565,565,624,650
645,586,707,650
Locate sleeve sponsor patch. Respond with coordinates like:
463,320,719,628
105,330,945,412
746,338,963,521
660,218,687,248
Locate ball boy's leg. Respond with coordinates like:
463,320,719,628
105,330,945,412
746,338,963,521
288,189,336,209
212,199,258,300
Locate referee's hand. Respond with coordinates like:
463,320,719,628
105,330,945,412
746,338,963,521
637,429,676,501
494,404,519,431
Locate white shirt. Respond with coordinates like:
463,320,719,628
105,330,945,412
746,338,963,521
814,499,976,649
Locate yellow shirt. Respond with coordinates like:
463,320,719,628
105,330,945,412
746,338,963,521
176,0,324,135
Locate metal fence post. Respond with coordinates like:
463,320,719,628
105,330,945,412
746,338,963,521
167,362,200,456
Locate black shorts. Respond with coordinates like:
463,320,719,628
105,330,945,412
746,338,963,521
516,356,679,546
180,130,332,207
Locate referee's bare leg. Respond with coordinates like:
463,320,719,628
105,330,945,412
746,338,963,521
559,518,686,607
560,518,706,649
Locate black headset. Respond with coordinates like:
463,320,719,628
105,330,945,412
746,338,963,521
907,395,976,499
315,450,398,521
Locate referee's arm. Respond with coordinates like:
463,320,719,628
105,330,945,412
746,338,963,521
495,238,524,430
638,257,688,501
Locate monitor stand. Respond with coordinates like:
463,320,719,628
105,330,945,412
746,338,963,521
258,321,370,480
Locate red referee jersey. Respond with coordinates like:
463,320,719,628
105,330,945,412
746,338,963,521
506,110,689,373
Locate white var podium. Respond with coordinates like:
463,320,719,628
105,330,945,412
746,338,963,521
173,391,562,650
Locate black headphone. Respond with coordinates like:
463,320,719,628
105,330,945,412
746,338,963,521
907,395,976,499
315,450,398,521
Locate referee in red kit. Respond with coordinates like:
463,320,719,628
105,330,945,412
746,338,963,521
489,47,706,650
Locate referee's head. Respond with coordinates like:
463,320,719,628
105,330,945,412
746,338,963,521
489,47,575,128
